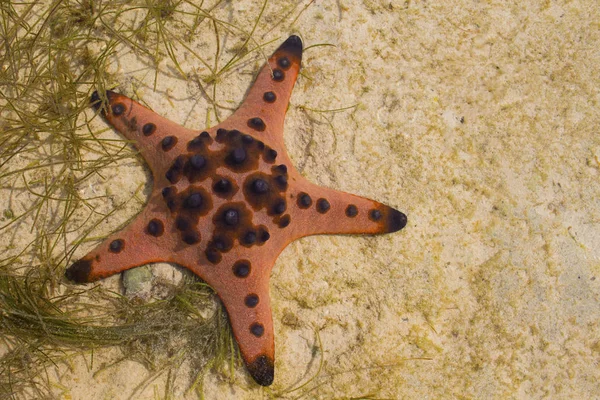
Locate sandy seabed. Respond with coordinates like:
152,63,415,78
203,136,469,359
4,1,600,399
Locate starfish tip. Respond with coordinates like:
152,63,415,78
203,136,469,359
65,258,92,283
246,355,275,386
387,208,408,233
279,35,303,58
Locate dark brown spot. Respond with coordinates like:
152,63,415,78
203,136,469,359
212,178,235,198
272,69,284,81
263,91,276,103
278,215,291,228
250,322,264,337
316,198,330,214
243,230,257,245
109,239,124,253
233,260,251,278
248,117,266,132
205,248,221,264
142,122,156,136
187,131,212,150
112,103,125,116
184,192,203,209
369,209,382,221
297,192,312,209
245,294,259,308
162,187,173,198
277,56,291,69
275,164,287,174
175,217,189,231
165,155,185,184
161,136,177,151
65,258,92,283
251,178,270,194
264,148,277,163
229,147,246,164
210,234,233,252
223,208,239,226
147,219,164,236
345,205,358,217
273,199,286,215
246,355,274,387
260,230,271,242
189,154,206,170
274,175,287,187
183,232,200,244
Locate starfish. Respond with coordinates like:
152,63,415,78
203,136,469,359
65,36,407,386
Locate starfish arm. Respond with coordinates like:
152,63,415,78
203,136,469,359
177,249,277,386
65,199,175,282
90,90,198,180
219,35,303,148
286,181,407,239
218,280,275,386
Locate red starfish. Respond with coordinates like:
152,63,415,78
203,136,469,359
66,36,407,386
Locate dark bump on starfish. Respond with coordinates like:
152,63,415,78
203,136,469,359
188,131,211,150
184,192,203,209
216,128,227,141
183,232,200,245
243,230,257,245
273,199,286,215
250,322,265,337
346,204,358,218
246,355,274,387
385,208,408,233
205,248,222,264
248,117,266,132
167,199,176,211
90,91,102,110
251,178,270,194
277,56,291,69
233,260,251,278
213,178,232,194
175,216,189,231
210,234,233,253
213,235,230,251
264,148,277,163
263,91,276,103
242,134,254,144
275,164,287,174
65,258,92,283
297,192,312,209
111,103,125,116
278,215,291,228
272,69,284,82
189,154,206,170
161,187,173,198
260,230,271,242
274,175,287,188
229,147,246,165
109,239,124,253
369,209,382,221
146,219,164,237
279,35,303,59
316,198,331,214
142,122,156,136
161,136,177,151
223,208,239,226
245,294,259,308
165,156,185,184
